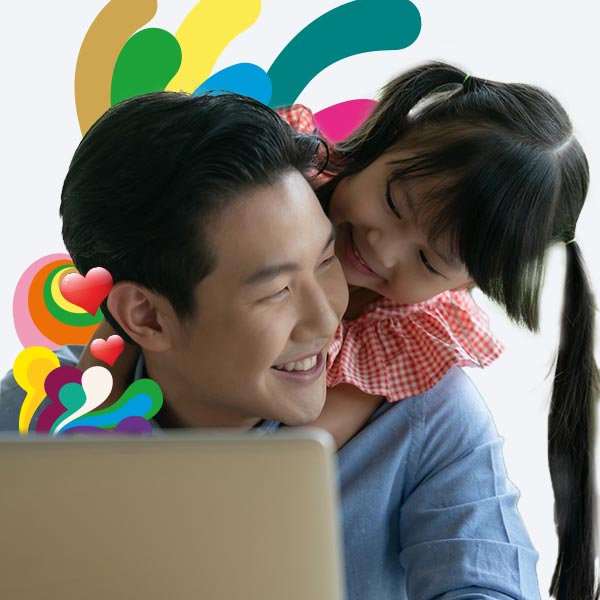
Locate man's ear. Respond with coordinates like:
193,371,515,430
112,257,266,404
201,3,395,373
107,282,177,351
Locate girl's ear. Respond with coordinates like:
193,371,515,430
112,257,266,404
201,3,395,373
107,282,177,352
451,279,476,292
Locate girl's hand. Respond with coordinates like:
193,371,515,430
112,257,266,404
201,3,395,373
77,320,140,408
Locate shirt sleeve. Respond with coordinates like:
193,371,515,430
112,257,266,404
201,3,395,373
398,371,541,600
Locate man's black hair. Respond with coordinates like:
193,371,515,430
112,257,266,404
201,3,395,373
61,91,326,338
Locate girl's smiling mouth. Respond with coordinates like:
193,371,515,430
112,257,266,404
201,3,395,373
344,226,383,279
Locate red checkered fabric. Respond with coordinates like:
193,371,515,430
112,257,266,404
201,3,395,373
277,104,503,402
326,290,503,402
276,104,317,135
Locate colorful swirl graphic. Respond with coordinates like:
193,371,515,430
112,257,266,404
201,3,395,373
75,0,421,134
13,349,163,436
13,254,103,350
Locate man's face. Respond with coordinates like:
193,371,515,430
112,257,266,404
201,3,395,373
154,171,348,427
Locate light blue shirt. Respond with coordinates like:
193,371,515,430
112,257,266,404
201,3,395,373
0,345,540,599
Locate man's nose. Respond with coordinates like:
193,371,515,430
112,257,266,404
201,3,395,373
293,281,340,344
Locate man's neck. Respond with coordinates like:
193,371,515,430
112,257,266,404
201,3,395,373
143,351,262,430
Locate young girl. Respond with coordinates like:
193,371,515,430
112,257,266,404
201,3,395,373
79,62,597,600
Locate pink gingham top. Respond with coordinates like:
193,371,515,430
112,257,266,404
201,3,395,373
277,104,503,402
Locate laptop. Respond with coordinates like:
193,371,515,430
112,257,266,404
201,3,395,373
0,429,345,600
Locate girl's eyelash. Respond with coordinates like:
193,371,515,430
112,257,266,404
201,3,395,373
419,250,440,275
320,255,336,268
385,185,402,220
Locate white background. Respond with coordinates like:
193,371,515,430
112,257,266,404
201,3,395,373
1,1,599,596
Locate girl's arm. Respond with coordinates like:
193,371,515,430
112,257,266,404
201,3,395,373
312,383,384,450
77,320,140,407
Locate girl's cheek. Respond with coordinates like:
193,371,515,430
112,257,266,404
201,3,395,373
330,264,350,320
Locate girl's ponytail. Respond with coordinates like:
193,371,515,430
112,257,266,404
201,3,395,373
549,240,599,600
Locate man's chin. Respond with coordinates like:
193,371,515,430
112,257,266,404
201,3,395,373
277,397,327,427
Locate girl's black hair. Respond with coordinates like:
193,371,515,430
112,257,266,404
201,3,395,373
318,61,598,600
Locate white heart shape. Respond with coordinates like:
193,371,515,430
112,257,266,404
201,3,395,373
54,366,113,433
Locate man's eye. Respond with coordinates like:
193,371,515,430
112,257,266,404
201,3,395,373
386,185,402,221
419,250,440,276
265,287,289,301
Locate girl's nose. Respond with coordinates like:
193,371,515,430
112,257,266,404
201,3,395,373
366,228,399,270
366,229,381,246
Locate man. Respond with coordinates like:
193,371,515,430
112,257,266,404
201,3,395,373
0,92,541,598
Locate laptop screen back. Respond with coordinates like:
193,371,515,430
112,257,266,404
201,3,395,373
0,429,345,600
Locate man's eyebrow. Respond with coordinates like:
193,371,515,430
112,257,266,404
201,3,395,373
242,223,336,286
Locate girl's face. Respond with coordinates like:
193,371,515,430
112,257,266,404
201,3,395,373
329,151,473,304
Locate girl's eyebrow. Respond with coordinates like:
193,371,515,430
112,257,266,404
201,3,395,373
397,179,416,213
388,178,415,218
392,179,461,269
430,243,460,268
242,223,336,286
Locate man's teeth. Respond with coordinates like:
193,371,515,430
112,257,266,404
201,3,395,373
274,355,318,372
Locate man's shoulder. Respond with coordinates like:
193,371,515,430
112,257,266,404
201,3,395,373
343,367,493,468
0,345,85,432
378,366,491,429
373,367,499,470
422,366,493,426
398,367,502,483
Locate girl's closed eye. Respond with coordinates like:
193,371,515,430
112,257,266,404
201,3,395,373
320,254,336,268
385,184,402,220
419,250,442,276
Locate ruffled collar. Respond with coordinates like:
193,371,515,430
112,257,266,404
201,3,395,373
326,289,503,401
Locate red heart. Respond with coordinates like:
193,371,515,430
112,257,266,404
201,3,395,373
90,335,125,367
59,267,113,315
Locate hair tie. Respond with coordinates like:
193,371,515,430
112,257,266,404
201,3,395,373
565,238,576,246
462,73,471,85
